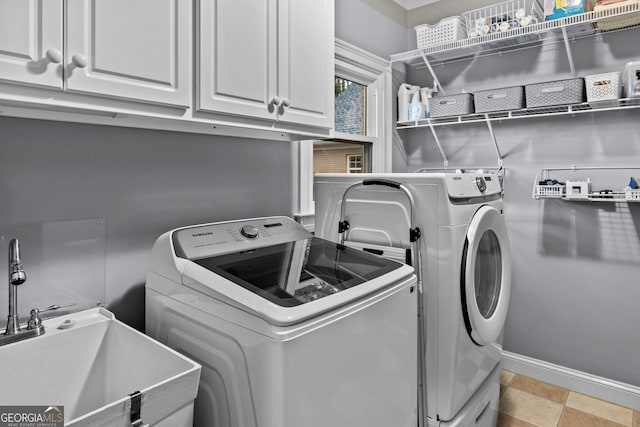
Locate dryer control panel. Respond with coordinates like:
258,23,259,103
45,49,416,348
172,216,312,259
445,174,502,200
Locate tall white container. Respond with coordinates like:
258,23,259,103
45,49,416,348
398,83,420,122
623,61,640,98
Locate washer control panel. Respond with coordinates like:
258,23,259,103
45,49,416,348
445,174,502,199
172,216,312,259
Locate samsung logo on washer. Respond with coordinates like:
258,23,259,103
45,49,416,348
192,232,214,238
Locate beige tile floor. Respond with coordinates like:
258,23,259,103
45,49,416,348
499,370,640,427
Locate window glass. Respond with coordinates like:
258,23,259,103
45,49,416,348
474,230,502,319
347,154,363,173
335,77,366,136
313,142,366,174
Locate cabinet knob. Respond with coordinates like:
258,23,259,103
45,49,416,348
71,54,88,69
271,96,282,106
282,98,290,107
45,49,63,64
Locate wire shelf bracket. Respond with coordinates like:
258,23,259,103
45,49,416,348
427,121,449,168
419,52,445,95
484,115,504,167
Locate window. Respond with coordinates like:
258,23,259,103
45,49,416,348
293,39,392,229
347,154,363,174
312,74,371,178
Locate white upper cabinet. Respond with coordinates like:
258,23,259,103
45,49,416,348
66,0,191,106
198,0,275,121
0,0,190,106
198,0,334,130
276,0,334,128
0,0,63,89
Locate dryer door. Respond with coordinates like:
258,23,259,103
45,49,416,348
462,205,512,346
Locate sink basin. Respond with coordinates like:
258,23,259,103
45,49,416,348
0,308,201,426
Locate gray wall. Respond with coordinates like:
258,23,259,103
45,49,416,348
336,0,410,59
0,117,292,330
398,28,640,386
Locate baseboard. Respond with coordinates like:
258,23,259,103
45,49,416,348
501,351,640,411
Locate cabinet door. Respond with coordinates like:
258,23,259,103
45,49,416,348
197,0,276,121
65,0,190,106
276,0,334,129
0,0,63,89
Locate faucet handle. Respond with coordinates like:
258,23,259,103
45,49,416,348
27,308,43,330
27,303,77,330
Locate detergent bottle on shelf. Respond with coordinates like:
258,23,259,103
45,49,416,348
408,91,423,121
398,83,420,122
420,87,434,119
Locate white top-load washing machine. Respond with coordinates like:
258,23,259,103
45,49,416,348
145,216,418,427
315,173,512,427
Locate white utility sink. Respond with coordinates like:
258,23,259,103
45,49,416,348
0,308,201,426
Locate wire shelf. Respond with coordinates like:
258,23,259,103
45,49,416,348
532,166,640,202
391,0,640,65
396,97,640,129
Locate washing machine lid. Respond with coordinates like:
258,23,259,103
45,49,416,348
462,205,512,346
172,217,414,326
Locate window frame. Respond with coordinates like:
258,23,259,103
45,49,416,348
293,39,392,229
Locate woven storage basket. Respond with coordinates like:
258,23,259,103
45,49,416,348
415,16,466,48
429,93,475,117
525,78,585,108
474,86,525,113
585,71,622,103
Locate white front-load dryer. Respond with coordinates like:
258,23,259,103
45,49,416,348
145,216,418,427
315,172,512,427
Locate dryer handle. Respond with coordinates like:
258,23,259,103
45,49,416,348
362,179,402,189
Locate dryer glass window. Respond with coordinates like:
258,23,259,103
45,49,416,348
193,237,401,307
474,230,502,319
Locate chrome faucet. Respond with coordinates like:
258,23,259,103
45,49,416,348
6,239,26,335
1,239,45,346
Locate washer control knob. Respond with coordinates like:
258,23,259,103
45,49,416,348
240,225,259,239
475,177,487,193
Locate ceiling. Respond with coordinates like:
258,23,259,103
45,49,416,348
391,0,442,10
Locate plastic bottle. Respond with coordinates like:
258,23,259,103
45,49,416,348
420,87,433,119
398,84,420,122
408,91,423,121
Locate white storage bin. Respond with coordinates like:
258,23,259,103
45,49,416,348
415,16,466,48
625,187,640,201
463,0,543,39
585,71,622,104
534,184,564,198
565,179,591,200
